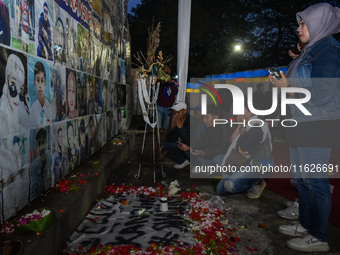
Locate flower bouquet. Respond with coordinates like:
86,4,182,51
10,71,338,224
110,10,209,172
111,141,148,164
15,208,56,233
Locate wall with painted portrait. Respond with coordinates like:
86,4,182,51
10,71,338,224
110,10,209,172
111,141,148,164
0,0,130,223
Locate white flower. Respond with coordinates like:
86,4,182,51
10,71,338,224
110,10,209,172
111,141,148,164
39,209,51,218
168,180,181,196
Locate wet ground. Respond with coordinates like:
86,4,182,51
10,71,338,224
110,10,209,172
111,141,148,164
1,127,339,255
64,130,340,255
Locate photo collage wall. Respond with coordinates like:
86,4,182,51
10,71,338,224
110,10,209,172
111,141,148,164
0,0,131,223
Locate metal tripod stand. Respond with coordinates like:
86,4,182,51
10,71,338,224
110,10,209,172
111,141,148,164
135,79,166,183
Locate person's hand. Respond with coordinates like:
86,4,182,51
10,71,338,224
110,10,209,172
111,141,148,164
288,50,299,59
178,142,189,151
42,27,48,39
239,125,246,135
172,114,184,129
190,147,205,156
171,115,178,129
269,71,289,89
297,43,302,52
175,117,185,129
43,45,49,59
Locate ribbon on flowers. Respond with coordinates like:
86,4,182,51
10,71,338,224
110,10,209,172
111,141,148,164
137,78,160,128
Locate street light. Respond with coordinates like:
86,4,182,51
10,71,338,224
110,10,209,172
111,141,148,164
234,44,242,52
229,44,242,72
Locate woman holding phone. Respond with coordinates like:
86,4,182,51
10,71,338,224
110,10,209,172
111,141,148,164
269,3,340,253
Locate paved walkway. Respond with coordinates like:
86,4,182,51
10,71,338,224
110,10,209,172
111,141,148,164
63,132,340,254
2,127,338,255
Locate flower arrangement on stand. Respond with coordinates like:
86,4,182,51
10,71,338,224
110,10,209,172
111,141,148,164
133,22,173,81
133,22,174,183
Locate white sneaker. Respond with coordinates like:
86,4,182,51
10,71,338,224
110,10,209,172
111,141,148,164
284,199,298,208
277,201,299,220
278,223,307,237
174,160,190,169
287,234,330,252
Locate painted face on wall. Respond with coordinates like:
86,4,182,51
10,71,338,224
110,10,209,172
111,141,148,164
21,0,29,12
7,69,25,111
102,86,107,106
90,118,95,138
57,129,63,148
95,82,100,101
34,71,46,102
67,73,76,112
37,135,47,161
43,5,48,22
89,80,94,98
67,124,74,148
80,130,86,146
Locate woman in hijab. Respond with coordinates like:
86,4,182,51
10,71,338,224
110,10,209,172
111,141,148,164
270,3,340,253
0,54,29,138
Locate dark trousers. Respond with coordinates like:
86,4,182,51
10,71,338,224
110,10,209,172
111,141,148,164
163,142,190,164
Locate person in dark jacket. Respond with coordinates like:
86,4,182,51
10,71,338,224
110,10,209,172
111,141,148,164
163,102,190,169
37,2,52,60
190,104,232,167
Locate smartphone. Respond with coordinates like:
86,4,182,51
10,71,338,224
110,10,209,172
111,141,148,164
269,67,282,79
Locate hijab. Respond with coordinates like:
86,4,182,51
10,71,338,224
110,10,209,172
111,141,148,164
0,54,27,137
286,3,340,78
297,3,340,49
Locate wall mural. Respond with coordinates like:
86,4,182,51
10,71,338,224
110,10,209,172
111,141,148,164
0,0,130,223
35,0,53,61
11,0,36,54
51,63,66,121
78,116,89,163
51,121,67,184
0,49,29,136
28,56,52,126
0,0,11,46
29,126,52,202
0,133,30,223
53,3,67,64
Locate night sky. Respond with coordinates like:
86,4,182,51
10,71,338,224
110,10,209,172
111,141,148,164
128,0,142,14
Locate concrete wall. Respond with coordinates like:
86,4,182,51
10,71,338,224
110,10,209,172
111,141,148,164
0,0,131,223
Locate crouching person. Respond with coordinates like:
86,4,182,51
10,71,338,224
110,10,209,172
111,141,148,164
162,102,190,169
216,105,273,199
